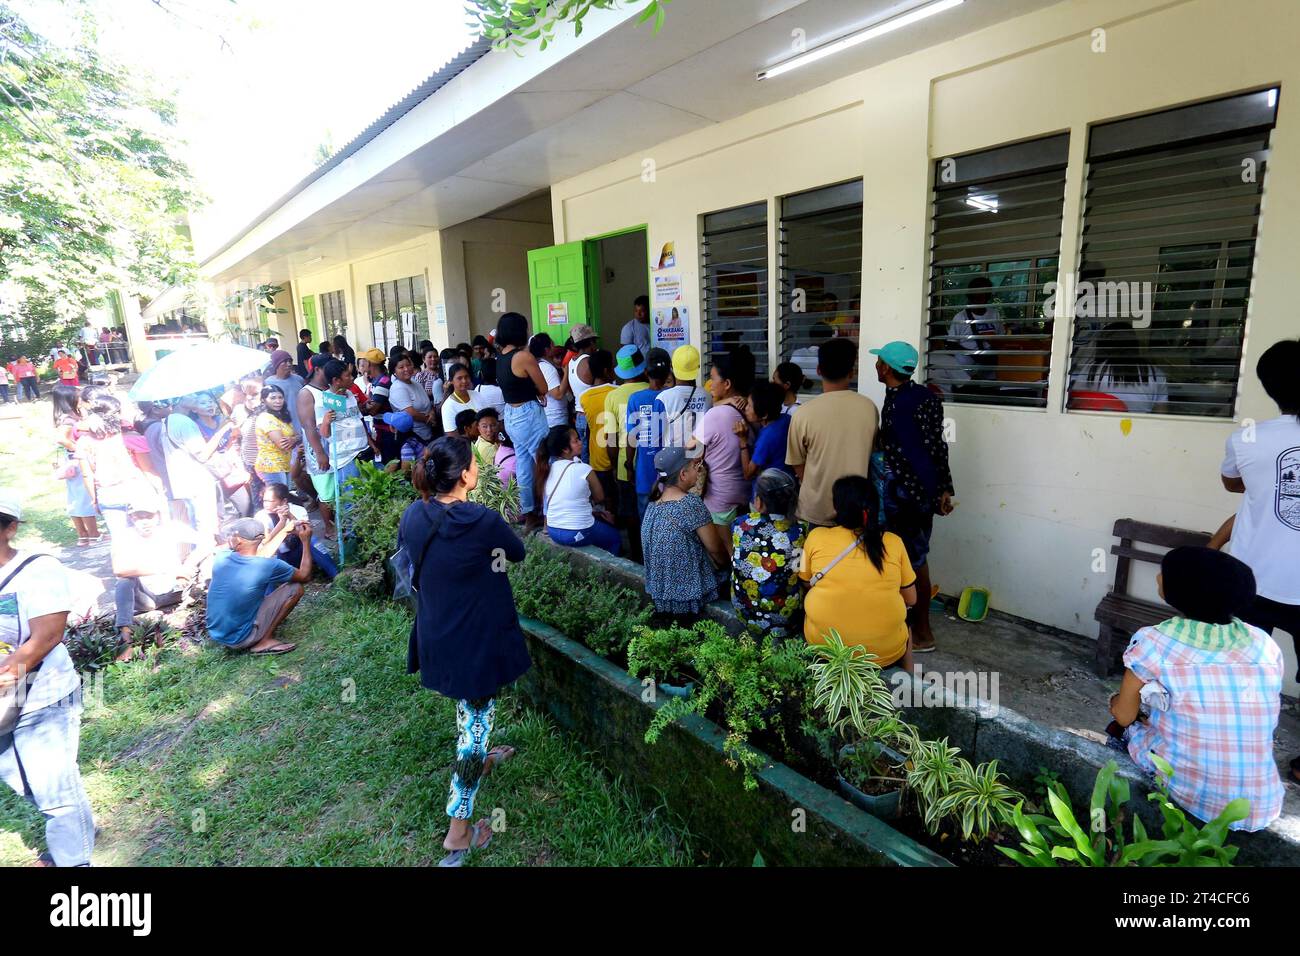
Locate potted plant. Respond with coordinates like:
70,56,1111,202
626,621,704,698
807,631,918,820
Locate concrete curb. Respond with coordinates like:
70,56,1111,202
515,614,950,866
538,538,1300,866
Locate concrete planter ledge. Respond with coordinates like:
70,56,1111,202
514,614,949,866
537,538,1300,867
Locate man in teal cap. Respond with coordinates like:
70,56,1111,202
871,340,955,654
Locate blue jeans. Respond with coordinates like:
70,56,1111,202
0,691,95,866
549,521,622,556
576,412,590,464
0,383,9,403
637,492,650,523
504,401,547,515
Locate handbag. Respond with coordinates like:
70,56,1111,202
166,418,249,491
390,501,448,601
0,555,44,735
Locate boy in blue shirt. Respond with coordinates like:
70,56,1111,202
626,351,673,522
737,381,795,498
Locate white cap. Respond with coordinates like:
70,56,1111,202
0,490,22,521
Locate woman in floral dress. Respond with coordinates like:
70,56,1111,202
731,469,806,640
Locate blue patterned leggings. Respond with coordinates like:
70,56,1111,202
446,697,495,820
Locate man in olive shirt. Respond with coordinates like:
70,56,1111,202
786,337,878,527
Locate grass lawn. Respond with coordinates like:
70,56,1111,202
0,583,695,866
0,398,78,550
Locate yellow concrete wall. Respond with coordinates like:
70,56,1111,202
548,0,1300,688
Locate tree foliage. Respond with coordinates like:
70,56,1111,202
465,0,670,53
0,1,201,328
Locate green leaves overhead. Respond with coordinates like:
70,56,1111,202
465,0,671,53
0,2,201,321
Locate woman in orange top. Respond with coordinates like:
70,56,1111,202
798,475,917,671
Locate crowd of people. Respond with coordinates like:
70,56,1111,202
2,285,1297,863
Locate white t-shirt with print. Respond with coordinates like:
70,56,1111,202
313,389,370,470
0,551,77,715
543,459,595,531
1221,414,1300,604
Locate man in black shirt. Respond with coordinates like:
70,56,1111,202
296,329,314,377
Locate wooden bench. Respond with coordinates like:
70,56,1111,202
1093,518,1211,676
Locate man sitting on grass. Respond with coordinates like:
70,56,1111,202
205,517,312,655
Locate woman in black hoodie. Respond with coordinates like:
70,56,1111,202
399,435,530,865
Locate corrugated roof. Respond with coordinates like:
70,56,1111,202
200,34,495,267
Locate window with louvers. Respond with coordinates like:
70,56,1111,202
925,135,1069,408
1068,89,1278,418
779,180,862,394
701,202,768,380
320,290,347,339
367,275,428,353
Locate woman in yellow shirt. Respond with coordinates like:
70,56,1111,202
798,475,917,670
254,385,298,486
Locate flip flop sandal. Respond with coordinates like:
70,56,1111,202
251,642,297,656
437,819,493,868
485,745,517,774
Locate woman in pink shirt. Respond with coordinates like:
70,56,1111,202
689,345,757,558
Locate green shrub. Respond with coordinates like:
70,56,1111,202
343,459,416,567
508,539,649,656
999,757,1247,867
646,623,814,791
626,623,700,685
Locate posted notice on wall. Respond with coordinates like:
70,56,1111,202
372,321,385,349
653,274,681,304
434,303,447,326
653,305,689,349
400,311,415,349
385,319,398,346
547,302,569,326
653,241,676,270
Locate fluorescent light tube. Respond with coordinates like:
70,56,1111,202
758,0,964,80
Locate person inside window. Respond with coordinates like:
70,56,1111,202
640,445,728,626
0,491,96,867
538,424,619,555
1109,547,1283,830
400,436,529,866
731,468,807,641
798,475,916,671
1070,323,1168,413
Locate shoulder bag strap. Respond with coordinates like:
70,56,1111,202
411,501,448,590
542,460,579,518
0,554,42,594
807,536,863,590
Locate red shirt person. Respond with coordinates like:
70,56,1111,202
53,351,80,385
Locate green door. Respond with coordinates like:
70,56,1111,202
527,241,593,345
300,295,320,345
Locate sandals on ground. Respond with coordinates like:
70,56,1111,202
437,819,493,867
